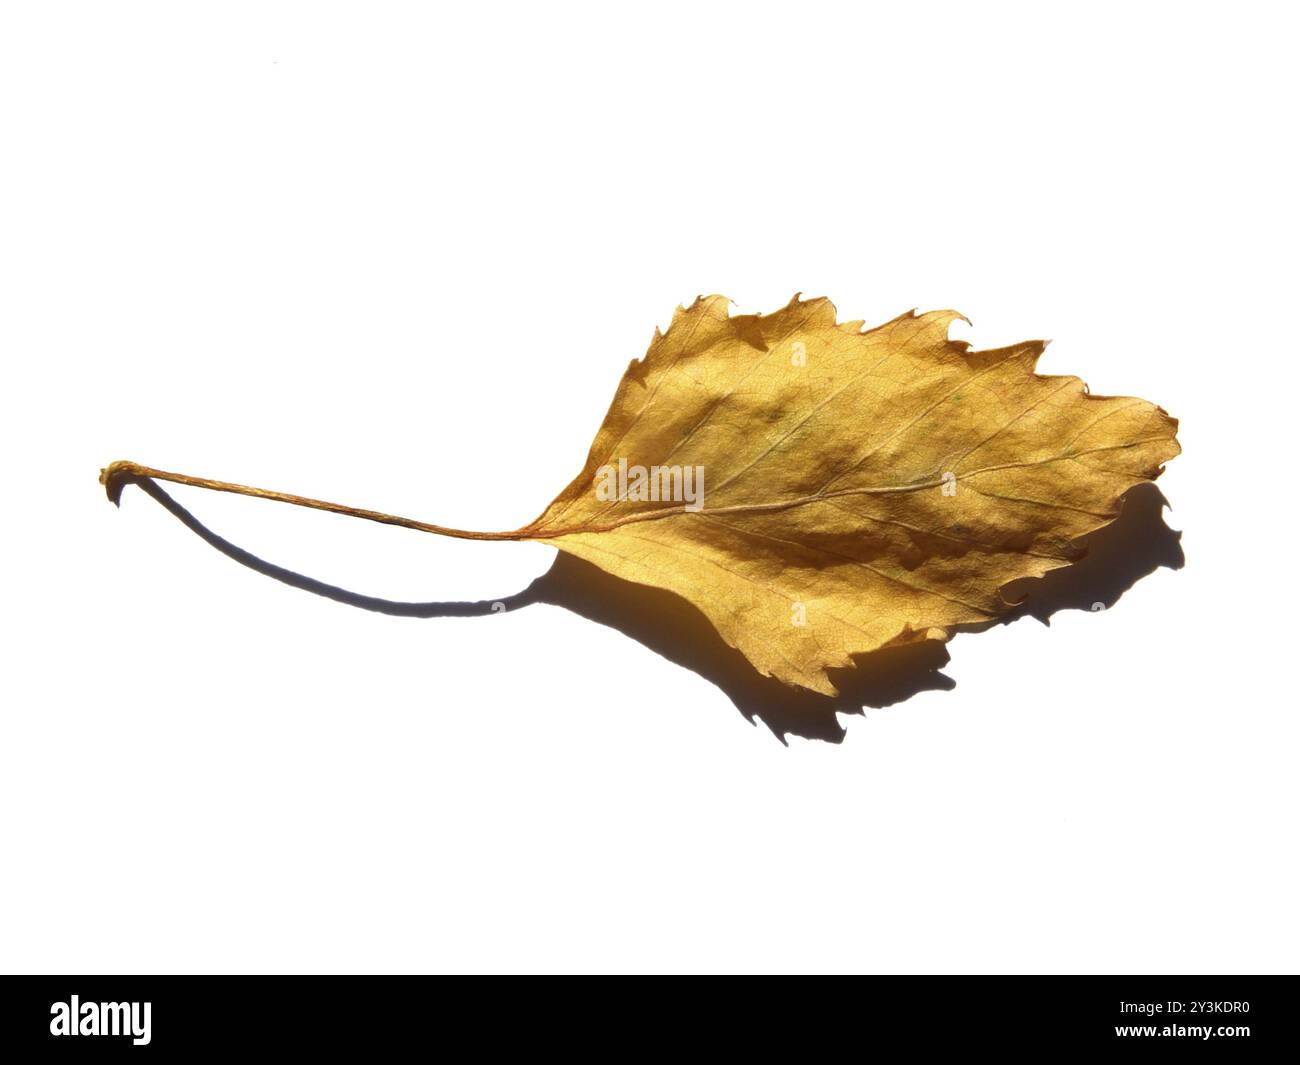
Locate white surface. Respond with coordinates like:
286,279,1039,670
2,1,1296,974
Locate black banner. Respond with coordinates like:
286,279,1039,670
0,976,1291,1054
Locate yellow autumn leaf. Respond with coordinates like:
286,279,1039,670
102,295,1180,695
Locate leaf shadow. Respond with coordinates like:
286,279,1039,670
124,477,1182,744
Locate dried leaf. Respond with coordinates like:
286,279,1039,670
103,295,1180,696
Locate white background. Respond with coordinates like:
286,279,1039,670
2,1,1297,974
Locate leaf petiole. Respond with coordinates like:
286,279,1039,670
99,460,523,542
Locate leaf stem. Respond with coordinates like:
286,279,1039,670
99,460,526,541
